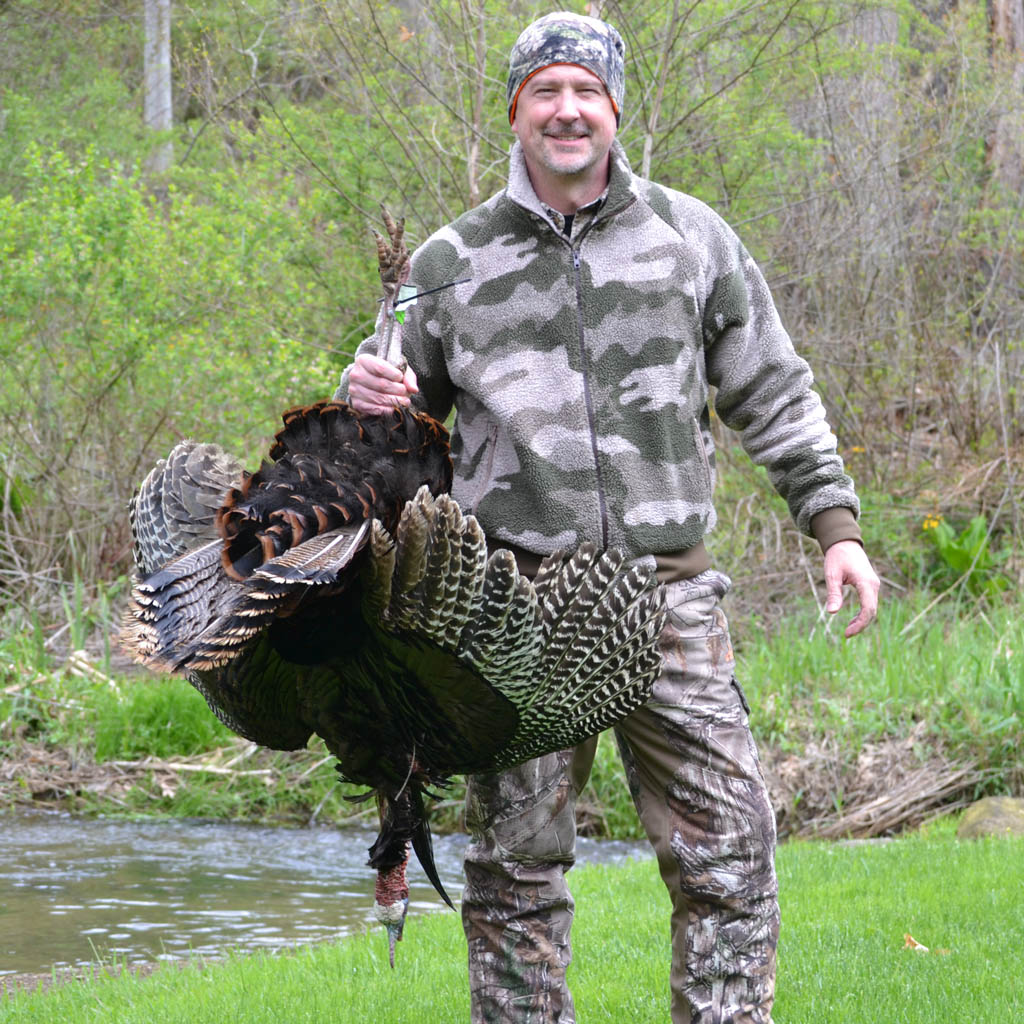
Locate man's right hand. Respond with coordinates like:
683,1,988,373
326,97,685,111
347,354,419,414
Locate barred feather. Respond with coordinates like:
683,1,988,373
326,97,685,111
389,487,432,624
550,566,662,707
130,442,242,577
252,522,369,586
529,551,563,592
414,499,455,643
456,549,519,661
124,540,226,668
539,545,622,670
460,568,541,681
379,494,488,649
417,499,462,644
361,521,397,620
432,506,488,642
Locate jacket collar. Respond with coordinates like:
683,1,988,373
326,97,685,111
505,139,638,229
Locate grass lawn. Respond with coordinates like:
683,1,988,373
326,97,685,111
3,828,1021,1022
771,831,1022,1021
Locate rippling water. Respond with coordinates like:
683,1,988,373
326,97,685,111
0,812,650,975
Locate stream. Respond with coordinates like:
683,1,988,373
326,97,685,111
0,811,651,976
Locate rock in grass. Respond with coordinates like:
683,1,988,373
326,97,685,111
956,797,1024,839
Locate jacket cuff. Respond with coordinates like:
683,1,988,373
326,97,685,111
810,507,862,554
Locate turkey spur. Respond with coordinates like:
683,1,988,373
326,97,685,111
122,399,666,963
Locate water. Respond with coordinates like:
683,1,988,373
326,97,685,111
0,812,650,976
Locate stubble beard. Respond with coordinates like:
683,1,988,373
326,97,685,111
538,122,600,178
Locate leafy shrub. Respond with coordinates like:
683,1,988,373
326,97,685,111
922,514,1011,598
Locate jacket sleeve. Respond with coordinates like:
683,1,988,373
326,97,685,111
701,224,861,539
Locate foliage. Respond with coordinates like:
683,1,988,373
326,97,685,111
0,139,361,613
3,835,1023,1021
921,513,1011,597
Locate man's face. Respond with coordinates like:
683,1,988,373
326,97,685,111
511,64,617,182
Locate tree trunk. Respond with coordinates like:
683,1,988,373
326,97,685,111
989,0,1024,194
843,6,904,279
464,0,487,209
144,0,173,173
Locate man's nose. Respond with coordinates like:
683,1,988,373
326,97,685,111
553,87,581,120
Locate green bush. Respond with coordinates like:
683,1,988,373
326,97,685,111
0,139,372,600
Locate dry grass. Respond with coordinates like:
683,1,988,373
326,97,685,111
763,723,993,840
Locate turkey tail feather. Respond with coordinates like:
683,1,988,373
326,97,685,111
409,789,453,910
130,441,242,577
252,521,370,586
122,539,227,670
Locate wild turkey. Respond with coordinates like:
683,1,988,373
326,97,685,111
121,210,667,965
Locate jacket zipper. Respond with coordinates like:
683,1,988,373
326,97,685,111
693,415,713,490
569,234,609,550
471,423,500,515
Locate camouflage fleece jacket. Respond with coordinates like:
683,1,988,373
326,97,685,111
337,141,860,571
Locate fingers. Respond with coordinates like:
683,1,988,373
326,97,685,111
824,566,844,615
347,354,418,415
843,607,873,638
822,540,881,638
843,573,880,638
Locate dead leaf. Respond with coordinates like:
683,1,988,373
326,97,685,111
903,933,951,955
398,25,414,43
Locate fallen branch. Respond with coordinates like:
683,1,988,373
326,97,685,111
807,762,990,838
164,763,273,777
66,650,121,693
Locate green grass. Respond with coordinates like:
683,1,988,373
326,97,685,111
736,593,1023,770
90,682,234,762
3,831,1021,1021
774,830,1023,1020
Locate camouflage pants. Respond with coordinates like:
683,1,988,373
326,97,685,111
462,570,779,1024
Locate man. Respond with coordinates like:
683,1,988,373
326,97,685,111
336,12,880,1023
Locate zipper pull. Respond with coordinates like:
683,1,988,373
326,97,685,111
572,248,581,270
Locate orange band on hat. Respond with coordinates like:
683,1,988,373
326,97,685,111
508,62,619,125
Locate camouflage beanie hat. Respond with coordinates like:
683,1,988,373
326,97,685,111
507,11,625,125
